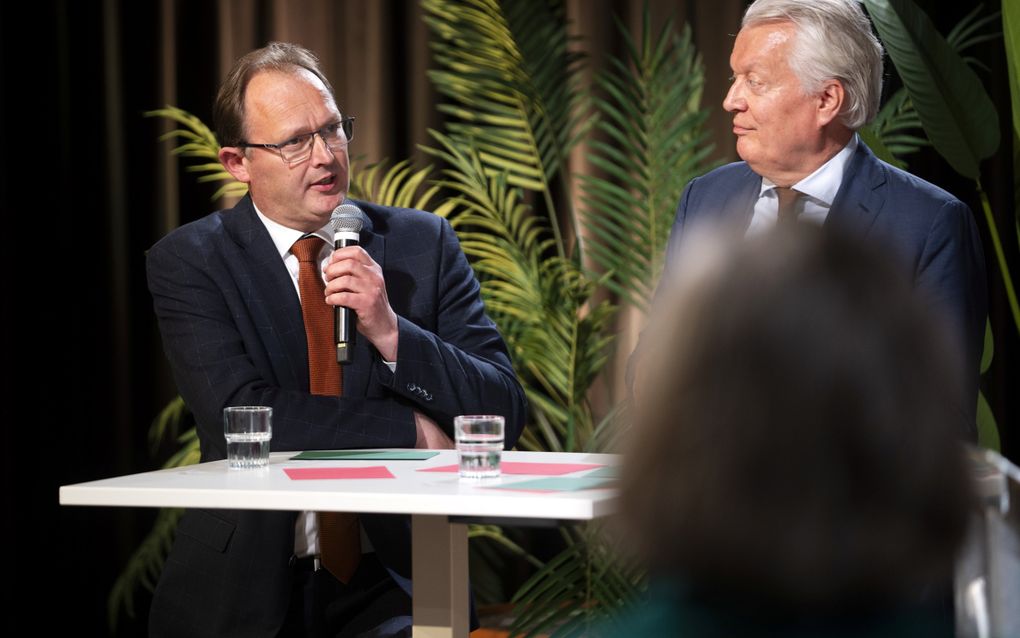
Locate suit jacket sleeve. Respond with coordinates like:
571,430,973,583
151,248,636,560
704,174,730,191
911,197,987,434
372,215,527,448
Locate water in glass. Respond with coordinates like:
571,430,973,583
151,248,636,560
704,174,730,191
455,415,504,478
226,431,271,469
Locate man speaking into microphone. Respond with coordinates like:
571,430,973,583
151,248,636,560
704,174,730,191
145,42,527,638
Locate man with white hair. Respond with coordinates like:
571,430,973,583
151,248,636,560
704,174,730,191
663,0,986,435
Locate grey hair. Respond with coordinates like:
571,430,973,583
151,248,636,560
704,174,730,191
742,0,884,130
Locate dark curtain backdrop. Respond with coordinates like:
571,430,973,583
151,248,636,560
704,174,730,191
1,1,1011,635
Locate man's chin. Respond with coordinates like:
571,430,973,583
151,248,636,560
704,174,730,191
311,193,347,215
734,139,759,167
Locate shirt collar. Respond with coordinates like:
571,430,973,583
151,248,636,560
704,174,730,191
253,202,333,258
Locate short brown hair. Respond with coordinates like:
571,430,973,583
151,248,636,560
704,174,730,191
213,42,335,147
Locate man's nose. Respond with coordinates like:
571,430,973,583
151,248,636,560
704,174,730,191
723,81,744,112
310,132,335,164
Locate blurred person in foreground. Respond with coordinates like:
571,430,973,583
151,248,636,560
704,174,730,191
659,0,986,435
607,224,974,637
146,42,526,637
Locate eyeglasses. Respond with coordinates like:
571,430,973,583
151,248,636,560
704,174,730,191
238,116,355,165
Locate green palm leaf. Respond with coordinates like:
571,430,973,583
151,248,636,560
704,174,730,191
862,0,999,179
144,106,249,201
862,4,999,167
423,0,588,257
946,3,1001,71
1004,0,1020,140
107,506,183,631
862,89,926,166
509,526,644,637
977,321,1000,451
423,131,614,453
578,9,713,310
108,425,199,631
349,158,449,213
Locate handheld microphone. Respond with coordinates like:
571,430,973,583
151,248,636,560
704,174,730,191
330,203,366,364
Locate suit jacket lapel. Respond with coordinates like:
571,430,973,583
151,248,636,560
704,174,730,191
222,197,310,391
693,163,759,232
728,164,761,232
827,141,887,237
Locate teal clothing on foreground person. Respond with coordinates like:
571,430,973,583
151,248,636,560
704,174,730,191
596,581,954,638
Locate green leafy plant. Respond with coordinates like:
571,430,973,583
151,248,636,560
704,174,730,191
146,106,249,201
579,11,714,310
860,0,1010,451
418,2,715,631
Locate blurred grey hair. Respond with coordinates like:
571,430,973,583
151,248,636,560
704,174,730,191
742,0,884,130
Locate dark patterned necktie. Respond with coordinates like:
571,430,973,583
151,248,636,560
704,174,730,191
292,236,361,583
775,186,802,224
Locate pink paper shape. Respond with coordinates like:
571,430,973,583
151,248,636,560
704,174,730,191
418,462,602,476
284,466,395,480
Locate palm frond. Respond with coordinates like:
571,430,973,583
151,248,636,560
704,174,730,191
864,0,999,176
586,398,630,454
468,525,545,570
423,131,615,453
863,1,1000,172
145,106,248,202
423,0,588,257
349,158,444,212
509,525,645,637
107,506,184,631
109,406,200,631
579,10,714,310
945,4,1000,55
862,89,928,166
147,394,189,455
164,426,202,468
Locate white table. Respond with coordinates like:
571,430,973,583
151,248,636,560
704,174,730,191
59,449,618,638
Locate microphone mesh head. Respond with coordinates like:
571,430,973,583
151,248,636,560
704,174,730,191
331,203,365,233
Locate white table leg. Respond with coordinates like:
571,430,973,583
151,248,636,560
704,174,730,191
412,514,469,638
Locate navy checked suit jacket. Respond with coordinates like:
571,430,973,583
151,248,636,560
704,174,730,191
145,196,526,637
661,142,987,437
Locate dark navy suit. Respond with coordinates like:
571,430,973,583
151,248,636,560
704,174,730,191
145,196,527,637
663,142,987,437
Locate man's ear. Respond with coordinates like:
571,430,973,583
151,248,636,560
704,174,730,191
219,146,252,183
816,79,845,127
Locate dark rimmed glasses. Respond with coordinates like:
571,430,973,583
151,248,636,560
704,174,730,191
238,116,354,165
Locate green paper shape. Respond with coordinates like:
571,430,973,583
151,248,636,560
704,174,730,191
489,476,616,492
583,466,619,479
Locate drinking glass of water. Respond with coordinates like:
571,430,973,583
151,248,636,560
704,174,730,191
223,406,272,469
455,415,504,479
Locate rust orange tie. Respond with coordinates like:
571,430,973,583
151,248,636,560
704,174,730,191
292,236,361,583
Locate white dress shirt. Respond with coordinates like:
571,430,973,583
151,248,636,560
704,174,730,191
253,206,375,558
746,134,858,236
